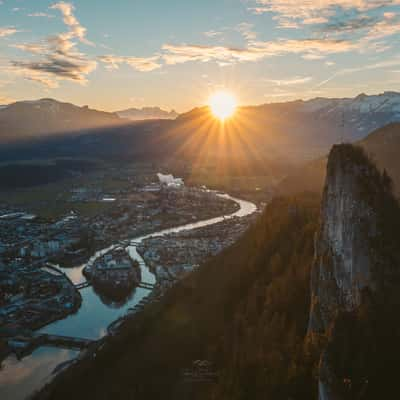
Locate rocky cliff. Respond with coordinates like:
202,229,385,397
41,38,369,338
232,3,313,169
308,144,400,399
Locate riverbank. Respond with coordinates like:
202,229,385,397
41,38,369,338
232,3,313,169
0,192,256,400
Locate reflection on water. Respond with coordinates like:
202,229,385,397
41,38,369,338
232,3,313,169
39,286,150,339
0,347,78,400
0,193,256,400
91,284,137,308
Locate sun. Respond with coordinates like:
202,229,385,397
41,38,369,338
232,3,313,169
209,90,237,121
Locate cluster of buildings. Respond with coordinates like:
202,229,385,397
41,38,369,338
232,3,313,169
0,260,80,333
84,248,140,296
0,209,89,263
83,184,238,249
138,213,257,284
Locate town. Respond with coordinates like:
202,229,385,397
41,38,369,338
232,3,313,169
0,169,251,364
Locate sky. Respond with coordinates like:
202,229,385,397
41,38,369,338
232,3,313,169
0,0,400,112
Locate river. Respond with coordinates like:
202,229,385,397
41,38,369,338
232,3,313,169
0,194,256,400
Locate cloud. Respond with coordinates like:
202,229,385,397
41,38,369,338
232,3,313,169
10,2,96,87
28,12,55,18
11,54,96,87
161,38,356,66
265,76,312,86
50,1,92,45
253,38,356,56
322,15,379,33
203,30,223,38
320,11,400,46
363,12,400,42
12,42,48,54
0,27,19,37
251,0,400,27
302,53,327,60
315,57,400,88
99,55,161,72
162,43,266,65
236,22,257,41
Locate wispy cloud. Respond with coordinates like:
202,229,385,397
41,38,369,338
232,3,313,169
265,76,312,86
250,0,400,27
363,12,400,42
322,14,378,33
0,27,19,37
315,57,400,88
236,22,257,41
50,2,93,46
162,43,266,65
203,30,223,38
99,55,161,72
28,12,55,18
162,38,355,66
10,2,96,87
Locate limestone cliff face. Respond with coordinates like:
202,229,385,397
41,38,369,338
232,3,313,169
308,145,382,334
308,144,394,400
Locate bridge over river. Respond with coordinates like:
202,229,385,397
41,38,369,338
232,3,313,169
7,332,94,359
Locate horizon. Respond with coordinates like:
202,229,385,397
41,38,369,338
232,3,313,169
1,1,400,112
1,90,399,114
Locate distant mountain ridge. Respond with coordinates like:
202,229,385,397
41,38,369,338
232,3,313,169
0,98,123,144
1,92,400,168
174,91,400,161
293,91,400,140
277,122,400,196
116,107,178,120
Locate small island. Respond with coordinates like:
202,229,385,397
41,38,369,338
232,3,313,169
83,248,141,300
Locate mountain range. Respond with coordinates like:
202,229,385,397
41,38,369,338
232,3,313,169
116,107,178,120
1,92,400,192
0,98,123,144
1,92,400,162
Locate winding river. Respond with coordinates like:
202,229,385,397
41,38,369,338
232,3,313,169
0,194,256,400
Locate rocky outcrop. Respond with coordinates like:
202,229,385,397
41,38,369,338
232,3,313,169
308,144,400,399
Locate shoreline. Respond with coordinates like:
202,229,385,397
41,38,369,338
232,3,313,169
0,192,256,400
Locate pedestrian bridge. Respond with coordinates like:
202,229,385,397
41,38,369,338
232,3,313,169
137,282,155,290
